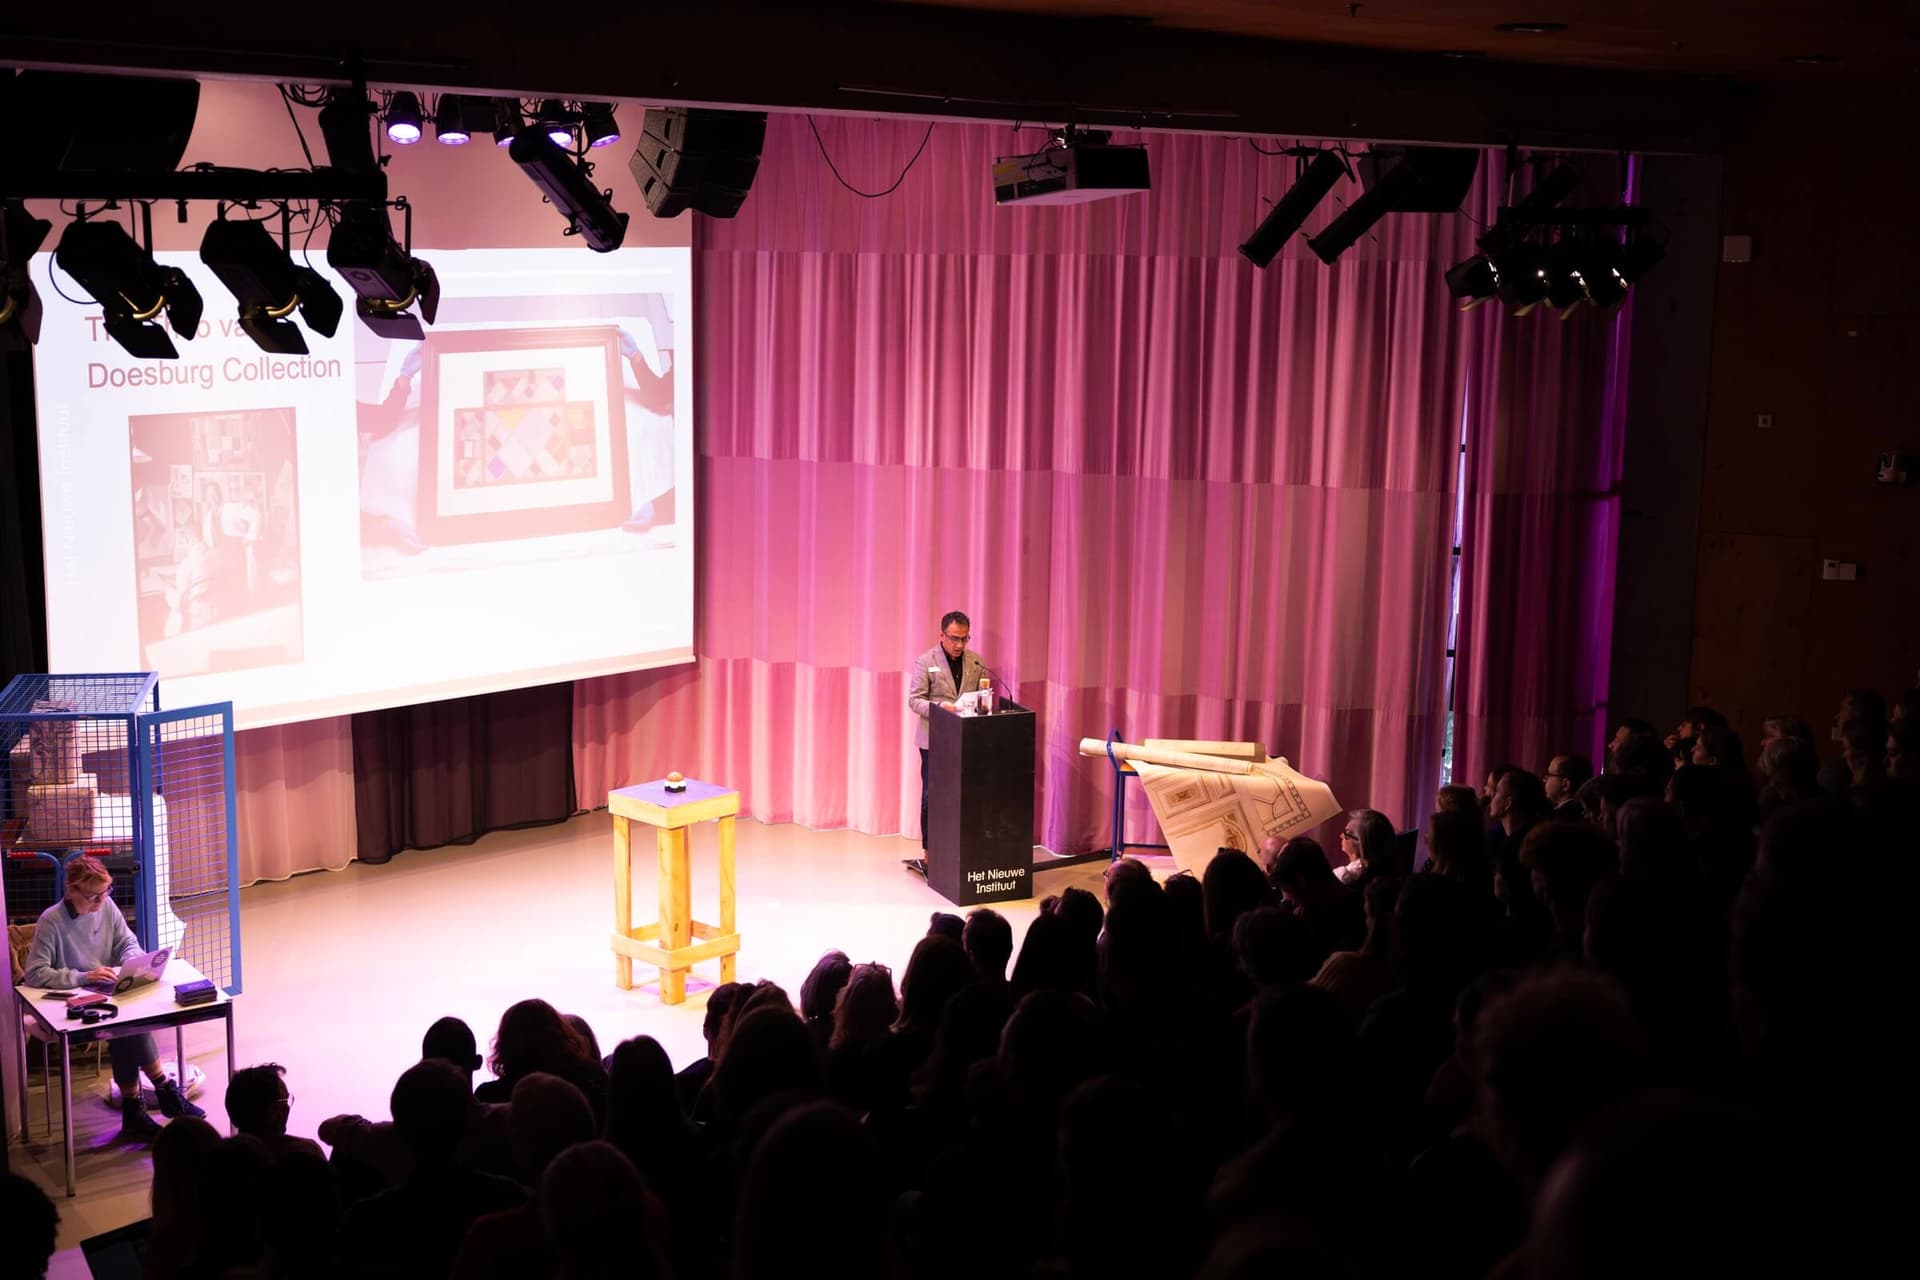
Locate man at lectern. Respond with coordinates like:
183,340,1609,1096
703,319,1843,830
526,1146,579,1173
908,611,988,870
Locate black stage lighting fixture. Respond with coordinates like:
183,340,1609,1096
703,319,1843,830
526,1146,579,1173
582,102,622,149
489,97,523,149
1544,239,1590,316
1,201,53,351
1443,254,1498,311
384,91,424,146
509,129,628,252
434,94,491,146
318,92,378,172
200,217,343,353
54,217,203,358
326,203,439,339
1491,244,1552,315
1308,147,1479,265
1239,150,1347,269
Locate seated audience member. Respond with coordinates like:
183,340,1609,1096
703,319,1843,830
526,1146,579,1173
1526,1094,1833,1279
1335,808,1397,883
1267,837,1364,962
1759,715,1816,747
798,950,854,1052
676,980,744,1110
1311,878,1401,1018
339,1059,526,1279
1756,733,1822,821
827,962,899,1113
323,1015,505,1199
1102,855,1154,903
1,1172,60,1280
1690,724,1751,785
1544,753,1593,819
1233,906,1321,993
1888,718,1920,781
21,855,206,1139
1841,717,1888,786
449,1072,598,1280
1666,706,1726,770
1009,912,1096,1000
1611,796,1695,884
1401,972,1527,1280
475,999,607,1121
1605,718,1656,772
226,1062,324,1161
143,1115,222,1280
1518,822,1618,963
962,907,1014,987
1474,970,1651,1197
1426,808,1494,899
540,1142,668,1280
1213,985,1384,1268
1820,688,1887,790
560,1014,602,1069
927,911,966,944
734,1102,890,1280
603,1036,701,1220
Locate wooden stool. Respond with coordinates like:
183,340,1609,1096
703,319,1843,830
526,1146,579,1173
609,779,740,1004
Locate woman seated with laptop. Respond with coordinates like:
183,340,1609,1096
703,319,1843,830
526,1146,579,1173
21,855,205,1141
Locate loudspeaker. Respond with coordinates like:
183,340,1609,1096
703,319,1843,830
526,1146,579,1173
628,108,768,219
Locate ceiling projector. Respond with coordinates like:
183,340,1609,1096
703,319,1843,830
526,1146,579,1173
993,129,1150,205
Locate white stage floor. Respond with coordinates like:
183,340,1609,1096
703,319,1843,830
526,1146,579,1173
11,809,1130,1264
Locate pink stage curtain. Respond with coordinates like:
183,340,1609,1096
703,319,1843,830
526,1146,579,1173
234,716,358,884
1451,162,1636,781
577,118,1493,850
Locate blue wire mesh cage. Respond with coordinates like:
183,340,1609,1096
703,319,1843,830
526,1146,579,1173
1,673,241,993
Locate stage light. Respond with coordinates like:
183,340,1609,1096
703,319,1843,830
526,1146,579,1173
1239,150,1347,269
385,91,424,145
582,102,622,149
1491,244,1551,315
326,203,440,339
536,99,575,149
490,97,523,149
1443,254,1498,311
433,95,474,145
54,217,204,358
199,217,343,354
0,201,53,351
509,128,628,252
1307,147,1479,265
318,92,378,172
1544,239,1590,316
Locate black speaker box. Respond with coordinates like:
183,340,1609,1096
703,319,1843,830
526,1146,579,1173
628,108,768,219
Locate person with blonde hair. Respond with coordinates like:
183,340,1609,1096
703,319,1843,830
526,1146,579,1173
23,855,205,1140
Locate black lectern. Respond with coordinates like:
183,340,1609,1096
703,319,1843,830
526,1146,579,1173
926,700,1036,906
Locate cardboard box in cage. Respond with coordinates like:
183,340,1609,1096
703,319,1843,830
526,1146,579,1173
24,772,97,845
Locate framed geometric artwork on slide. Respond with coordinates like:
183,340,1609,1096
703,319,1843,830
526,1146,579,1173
416,325,632,544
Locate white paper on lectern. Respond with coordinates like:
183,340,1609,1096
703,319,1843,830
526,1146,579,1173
1128,756,1342,876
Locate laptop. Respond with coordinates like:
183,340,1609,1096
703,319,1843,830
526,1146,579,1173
85,947,172,995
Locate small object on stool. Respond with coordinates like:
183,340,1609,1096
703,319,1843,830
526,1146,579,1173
664,771,687,793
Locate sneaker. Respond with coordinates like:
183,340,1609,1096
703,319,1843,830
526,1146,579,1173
119,1097,160,1143
154,1080,205,1120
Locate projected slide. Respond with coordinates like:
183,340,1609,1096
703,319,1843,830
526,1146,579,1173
31,247,693,729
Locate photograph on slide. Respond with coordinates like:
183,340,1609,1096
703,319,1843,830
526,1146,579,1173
128,408,305,677
354,290,678,581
